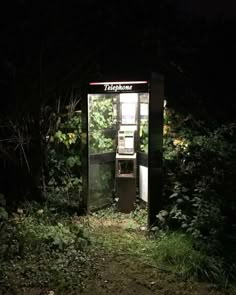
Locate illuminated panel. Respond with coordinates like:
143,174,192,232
89,81,148,85
89,81,149,93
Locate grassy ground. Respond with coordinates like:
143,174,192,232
0,205,235,294
80,207,236,295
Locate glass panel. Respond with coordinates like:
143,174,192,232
121,103,136,124
120,93,138,125
88,94,117,154
88,94,118,210
89,162,114,210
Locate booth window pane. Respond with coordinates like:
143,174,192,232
88,94,118,154
88,162,114,210
88,93,117,210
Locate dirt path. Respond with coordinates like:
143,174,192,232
82,250,233,295
80,213,235,295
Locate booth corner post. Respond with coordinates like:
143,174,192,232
147,72,164,227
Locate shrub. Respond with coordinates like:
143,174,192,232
161,108,236,255
47,103,82,211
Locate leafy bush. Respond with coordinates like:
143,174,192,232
47,104,82,210
161,107,236,258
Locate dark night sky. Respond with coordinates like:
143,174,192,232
172,0,236,20
0,1,235,120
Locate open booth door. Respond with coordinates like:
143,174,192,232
87,93,118,210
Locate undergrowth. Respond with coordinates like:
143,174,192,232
1,204,235,293
0,202,92,294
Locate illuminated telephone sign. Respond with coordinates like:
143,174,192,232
89,81,148,93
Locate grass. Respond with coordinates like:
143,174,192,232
85,205,153,258
0,203,235,293
83,206,235,288
152,232,227,284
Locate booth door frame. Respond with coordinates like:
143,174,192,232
148,73,164,226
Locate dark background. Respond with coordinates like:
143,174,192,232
0,0,235,120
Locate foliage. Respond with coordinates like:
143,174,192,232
160,106,236,267
0,203,92,293
47,104,82,211
89,95,116,154
16,219,87,253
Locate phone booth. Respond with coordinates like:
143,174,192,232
82,73,164,226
